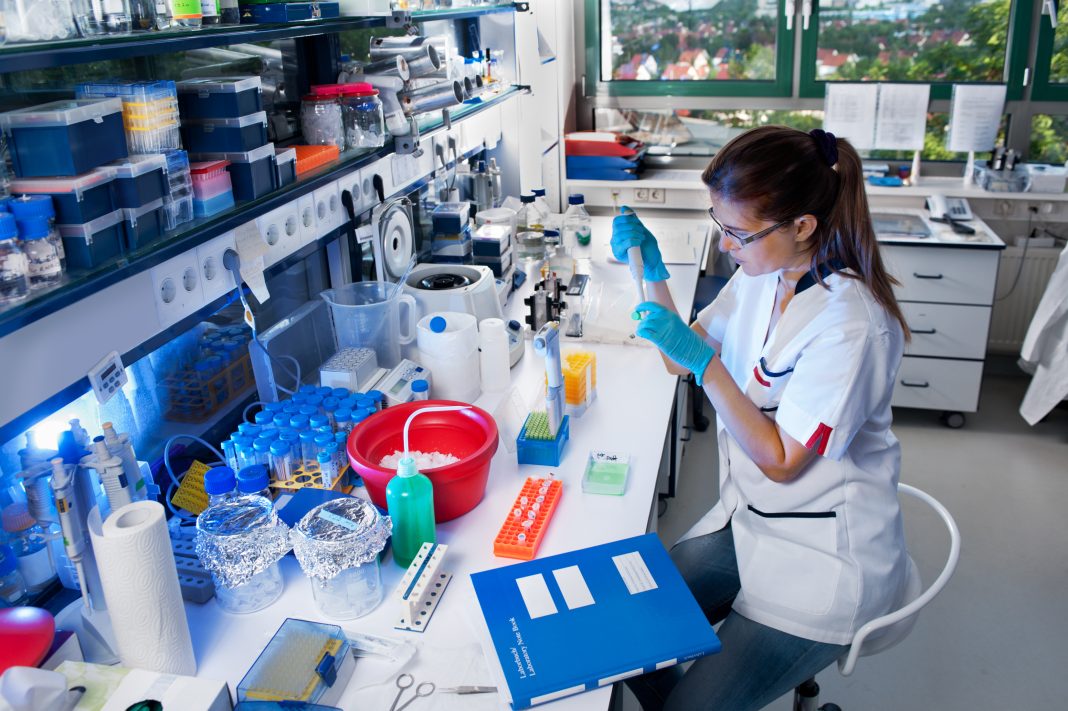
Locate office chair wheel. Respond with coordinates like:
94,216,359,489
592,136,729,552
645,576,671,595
939,411,965,429
820,705,842,711
693,413,710,432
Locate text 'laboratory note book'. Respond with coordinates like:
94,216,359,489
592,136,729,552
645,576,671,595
470,533,721,708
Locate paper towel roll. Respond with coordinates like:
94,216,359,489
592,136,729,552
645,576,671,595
88,502,196,675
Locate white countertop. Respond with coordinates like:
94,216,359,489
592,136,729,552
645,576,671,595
871,208,1005,249
184,216,711,709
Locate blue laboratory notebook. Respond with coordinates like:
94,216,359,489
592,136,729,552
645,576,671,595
470,533,721,709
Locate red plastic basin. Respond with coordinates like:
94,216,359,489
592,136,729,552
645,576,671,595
347,399,498,522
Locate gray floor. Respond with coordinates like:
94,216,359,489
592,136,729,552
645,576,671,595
655,371,1068,710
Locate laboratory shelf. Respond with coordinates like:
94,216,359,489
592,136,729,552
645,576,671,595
0,85,525,342
0,4,520,72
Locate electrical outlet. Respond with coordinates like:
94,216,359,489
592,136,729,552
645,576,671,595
298,195,317,246
150,251,204,328
1039,202,1057,215
635,188,650,202
257,205,300,267
196,231,238,304
649,188,666,203
313,181,343,239
994,200,1014,217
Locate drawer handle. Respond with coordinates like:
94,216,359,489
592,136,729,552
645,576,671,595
911,327,937,335
912,272,944,280
900,379,930,388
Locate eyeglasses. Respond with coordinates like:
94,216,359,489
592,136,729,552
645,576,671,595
707,207,792,247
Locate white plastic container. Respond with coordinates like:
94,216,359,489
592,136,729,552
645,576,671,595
416,311,480,403
478,317,511,393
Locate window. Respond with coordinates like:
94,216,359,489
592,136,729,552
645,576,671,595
590,0,794,96
1032,1,1068,100
1030,114,1068,164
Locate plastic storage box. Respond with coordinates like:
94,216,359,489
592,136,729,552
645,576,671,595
191,161,236,218
181,112,268,154
473,223,511,257
58,210,125,270
0,99,127,178
76,80,181,153
246,2,340,23
432,201,471,234
473,248,513,277
121,198,165,250
177,77,264,120
581,450,629,495
237,618,354,706
275,147,297,188
9,171,116,225
162,150,195,231
293,145,340,176
106,154,168,209
192,143,278,202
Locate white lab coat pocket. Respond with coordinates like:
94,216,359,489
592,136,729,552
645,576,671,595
736,506,843,617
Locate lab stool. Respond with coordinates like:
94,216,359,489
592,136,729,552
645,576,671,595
793,483,961,710
690,275,728,432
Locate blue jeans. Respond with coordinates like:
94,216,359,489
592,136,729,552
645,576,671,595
625,526,848,711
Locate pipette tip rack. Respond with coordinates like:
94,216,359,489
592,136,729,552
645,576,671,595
493,476,563,560
516,413,570,467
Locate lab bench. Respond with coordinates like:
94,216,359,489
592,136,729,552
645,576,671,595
181,216,709,710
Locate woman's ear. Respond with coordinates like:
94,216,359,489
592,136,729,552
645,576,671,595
794,214,819,245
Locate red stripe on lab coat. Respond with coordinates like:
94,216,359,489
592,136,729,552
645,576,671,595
806,423,833,456
753,366,771,387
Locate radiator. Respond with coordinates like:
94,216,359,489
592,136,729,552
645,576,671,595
987,246,1062,354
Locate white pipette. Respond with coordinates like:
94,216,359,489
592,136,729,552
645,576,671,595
621,207,646,318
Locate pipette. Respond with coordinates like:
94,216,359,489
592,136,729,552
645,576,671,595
621,207,646,318
50,458,92,608
533,321,564,438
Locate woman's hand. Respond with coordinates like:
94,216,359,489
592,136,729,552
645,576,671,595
635,301,716,385
610,207,670,282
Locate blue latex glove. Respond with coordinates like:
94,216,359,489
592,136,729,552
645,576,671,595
635,301,716,385
610,207,670,282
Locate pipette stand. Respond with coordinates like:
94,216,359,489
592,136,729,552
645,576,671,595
517,412,570,467
55,598,120,665
524,277,567,333
393,542,451,633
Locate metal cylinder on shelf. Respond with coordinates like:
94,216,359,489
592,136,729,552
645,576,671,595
360,55,410,81
369,35,435,60
399,80,464,116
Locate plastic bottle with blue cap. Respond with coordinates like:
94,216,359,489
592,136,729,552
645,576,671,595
8,194,65,268
18,217,62,289
334,408,353,436
236,465,272,500
367,389,385,411
269,439,293,482
205,466,237,505
411,379,429,401
564,193,592,247
0,212,29,304
317,451,338,489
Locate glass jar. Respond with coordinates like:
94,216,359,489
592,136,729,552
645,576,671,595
341,84,386,150
196,496,288,614
1,503,56,593
0,545,28,606
292,498,390,620
8,195,63,269
300,95,344,151
217,0,237,23
5,0,78,42
198,0,218,25
0,215,29,305
166,0,201,28
131,0,172,30
21,230,62,290
73,0,133,35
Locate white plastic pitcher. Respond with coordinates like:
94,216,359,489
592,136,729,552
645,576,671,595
321,282,417,369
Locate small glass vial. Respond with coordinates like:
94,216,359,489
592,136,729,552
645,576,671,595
309,414,330,431
411,379,429,401
367,390,385,411
334,408,353,436
167,0,202,28
252,437,272,468
299,430,319,470
20,224,62,290
253,410,273,426
317,451,338,489
132,0,173,30
204,466,237,506
269,440,293,482
0,214,29,305
199,0,219,24
0,545,28,607
236,464,272,500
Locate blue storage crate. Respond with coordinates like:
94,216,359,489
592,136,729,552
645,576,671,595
57,210,125,271
516,414,570,467
177,76,263,120
107,154,168,209
181,112,268,154
0,99,128,178
9,171,116,225
122,198,165,251
246,2,340,23
191,143,278,202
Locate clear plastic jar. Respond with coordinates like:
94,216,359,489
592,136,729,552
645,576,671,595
5,0,78,42
341,84,385,150
21,230,62,290
301,95,344,151
0,215,29,305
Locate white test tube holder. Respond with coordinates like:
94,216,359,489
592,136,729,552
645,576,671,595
393,542,451,633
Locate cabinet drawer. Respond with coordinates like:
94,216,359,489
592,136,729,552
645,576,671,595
901,303,991,359
881,245,999,305
892,357,983,412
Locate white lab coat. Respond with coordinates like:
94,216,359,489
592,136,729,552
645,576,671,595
681,267,909,645
1019,242,1068,425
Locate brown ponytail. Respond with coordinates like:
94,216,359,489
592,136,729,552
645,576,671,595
701,125,910,339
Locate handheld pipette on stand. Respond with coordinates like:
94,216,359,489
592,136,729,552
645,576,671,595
89,439,132,519
533,322,564,438
50,458,92,608
621,207,647,318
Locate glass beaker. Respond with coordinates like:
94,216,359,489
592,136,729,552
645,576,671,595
320,282,417,369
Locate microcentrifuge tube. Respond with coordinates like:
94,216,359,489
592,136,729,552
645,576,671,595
517,533,527,543
536,495,545,503
522,520,533,529
513,508,522,518
532,502,541,512
527,510,536,520
520,496,529,505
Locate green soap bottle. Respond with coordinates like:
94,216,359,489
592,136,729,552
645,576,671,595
385,457,436,568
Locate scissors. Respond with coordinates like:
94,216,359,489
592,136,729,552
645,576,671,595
389,673,435,711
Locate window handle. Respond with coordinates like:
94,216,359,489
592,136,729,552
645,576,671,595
900,380,930,388
785,0,795,31
911,327,937,335
801,0,813,30
912,272,944,280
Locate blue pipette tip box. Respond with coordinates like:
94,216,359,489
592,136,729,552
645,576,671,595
517,414,570,467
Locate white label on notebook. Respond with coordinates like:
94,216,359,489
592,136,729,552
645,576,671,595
552,566,595,610
516,574,558,619
655,659,678,670
612,551,658,595
598,668,644,686
531,685,587,705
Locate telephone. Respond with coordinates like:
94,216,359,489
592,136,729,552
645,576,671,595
926,194,973,221
925,194,976,235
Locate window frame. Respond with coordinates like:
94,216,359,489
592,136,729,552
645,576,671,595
798,0,1034,101
1031,3,1068,101
584,0,796,98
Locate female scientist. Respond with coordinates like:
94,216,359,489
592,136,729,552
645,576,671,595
614,126,911,711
